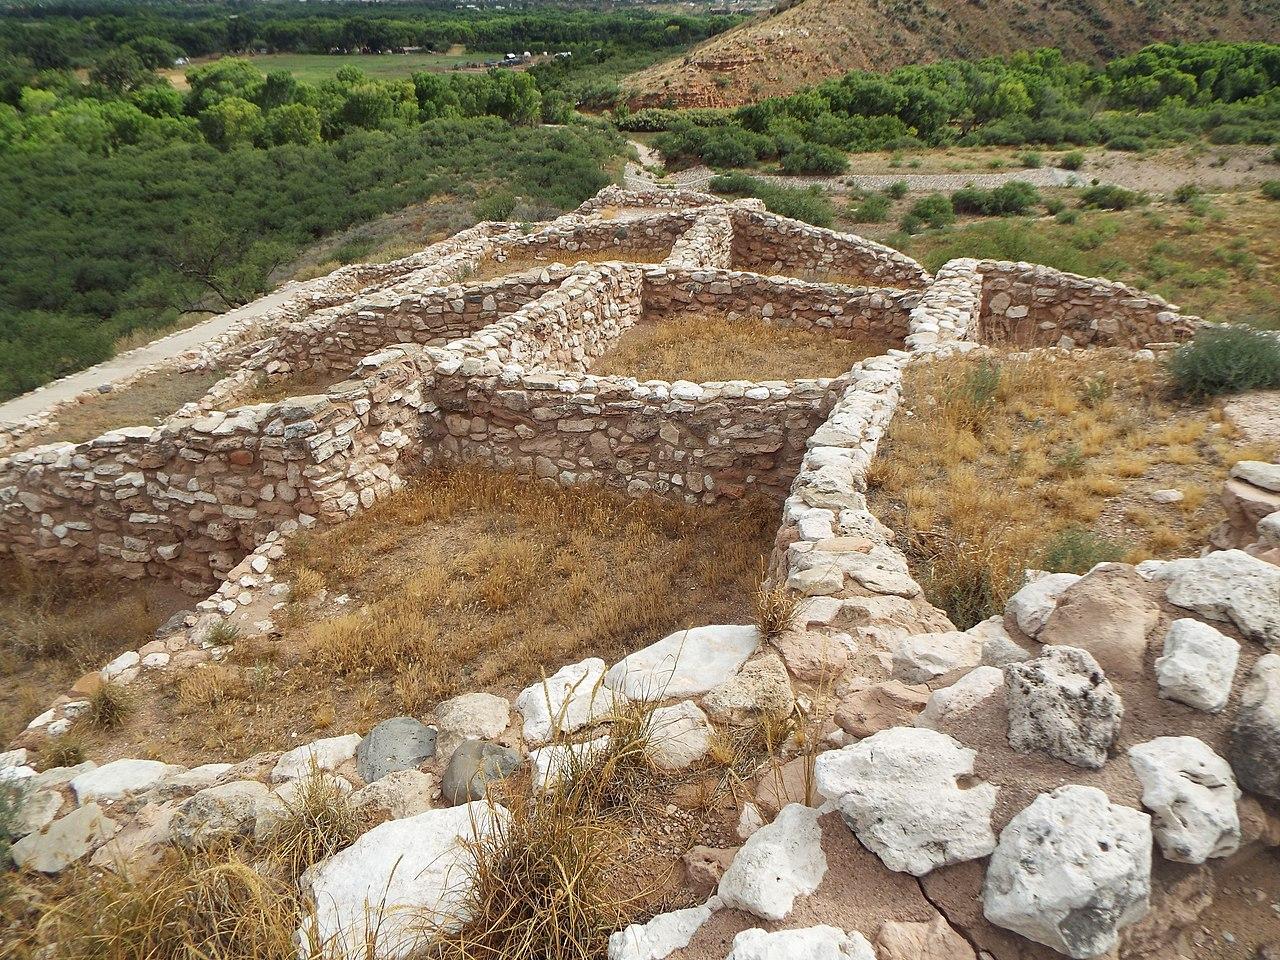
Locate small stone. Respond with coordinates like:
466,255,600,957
716,803,827,921
515,658,621,746
647,701,713,771
915,666,1004,731
70,759,178,804
1151,489,1184,504
702,654,794,726
1005,645,1123,769
271,734,361,783
1147,550,1280,648
607,899,719,960
356,717,437,783
876,915,976,960
1128,736,1240,864
1154,619,1240,713
725,925,876,960
834,681,929,738
172,781,269,850
890,630,982,684
439,740,523,805
1006,573,1080,638
1036,565,1158,680
350,769,436,821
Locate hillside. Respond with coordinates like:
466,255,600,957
623,0,1280,107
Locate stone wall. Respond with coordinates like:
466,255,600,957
663,210,734,269
975,260,1203,349
729,209,930,290
485,212,697,267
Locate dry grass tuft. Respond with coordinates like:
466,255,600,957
258,765,368,881
593,314,896,383
755,578,799,640
869,351,1276,627
82,682,135,730
239,371,340,407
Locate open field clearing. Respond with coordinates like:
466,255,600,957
868,352,1277,629
592,314,896,382
160,50,508,89
68,469,775,765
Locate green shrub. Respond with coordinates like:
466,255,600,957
898,213,924,234
1079,185,1144,210
1272,146,1280,164
1019,151,1043,168
1044,198,1065,215
473,191,518,222
1168,326,1280,398
885,180,909,199
1055,208,1079,224
1105,134,1146,152
849,193,891,223
909,193,955,228
1262,181,1280,200
951,181,1041,216
1041,527,1124,574
708,173,833,227
779,142,847,174
1058,151,1085,170
1172,184,1202,204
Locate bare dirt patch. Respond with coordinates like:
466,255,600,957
80,468,776,765
10,369,224,453
593,314,896,383
867,351,1277,628
236,371,347,407
468,247,671,283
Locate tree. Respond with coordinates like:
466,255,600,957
200,96,264,148
131,83,185,119
186,58,264,113
127,36,184,70
266,103,322,145
89,49,152,94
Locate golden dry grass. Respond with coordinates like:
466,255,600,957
468,247,669,283
90,468,774,763
868,351,1276,627
592,314,896,383
10,369,224,452
238,371,341,407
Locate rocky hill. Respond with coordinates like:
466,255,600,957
623,0,1280,107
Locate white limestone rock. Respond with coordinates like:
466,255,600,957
515,657,622,746
702,654,795,725
983,785,1152,959
970,616,1031,667
725,925,876,960
433,692,510,746
1005,646,1123,770
9,789,63,839
299,802,505,959
1153,619,1240,713
350,769,435,821
1146,549,1280,648
647,701,713,771
271,734,361,783
814,726,997,876
606,625,759,701
10,803,118,874
607,898,720,960
890,630,982,684
1128,737,1240,864
70,759,179,804
172,780,269,850
915,666,1005,730
1006,572,1080,638
717,803,827,921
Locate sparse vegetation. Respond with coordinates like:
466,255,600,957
258,766,368,880
83,682,136,731
708,173,834,227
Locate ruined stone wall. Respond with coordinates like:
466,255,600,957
486,213,697,266
663,210,734,269
643,267,917,341
902,258,984,353
575,184,723,215
976,260,1203,349
729,209,930,290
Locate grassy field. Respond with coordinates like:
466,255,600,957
162,49,511,88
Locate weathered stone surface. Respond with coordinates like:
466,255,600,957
716,803,827,921
272,734,361,783
172,780,269,850
970,616,1030,667
876,915,976,960
11,803,118,874
647,701,713,771
725,925,876,960
515,657,621,746
834,680,929,738
10,789,63,838
1005,645,1123,769
605,625,759,701
1037,566,1158,679
984,785,1152,959
815,726,997,876
1229,653,1280,799
70,759,178,804
440,740,522,805
890,630,982,684
434,692,510,744
1146,549,1280,648
1153,618,1240,713
89,800,177,875
300,803,505,959
1006,573,1080,638
349,769,435,821
915,666,1004,731
356,717,437,783
1232,459,1280,492
771,628,849,681
702,653,794,725
1128,737,1240,864
607,898,719,960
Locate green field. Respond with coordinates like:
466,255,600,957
164,50,510,88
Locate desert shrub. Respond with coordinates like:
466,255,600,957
36,735,87,769
1058,150,1085,170
1055,208,1079,224
756,580,799,640
708,173,833,226
1044,198,1065,215
1262,180,1280,200
1168,326,1280,398
1079,185,1144,210
848,192,891,223
1105,134,1146,152
779,142,847,174
955,359,1002,426
1019,151,1043,168
909,193,955,228
1172,183,1203,203
83,682,135,730
473,191,518,222
898,213,924,234
885,180,909,200
951,180,1041,216
1041,527,1124,573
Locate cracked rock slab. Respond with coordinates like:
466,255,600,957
716,803,827,921
515,657,621,746
1006,572,1080,638
814,726,997,876
1128,736,1240,864
1145,549,1280,648
1005,645,1123,770
607,897,719,960
984,785,1151,959
606,625,759,701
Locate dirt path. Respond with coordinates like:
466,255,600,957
0,286,300,428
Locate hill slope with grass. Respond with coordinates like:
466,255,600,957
624,0,1280,107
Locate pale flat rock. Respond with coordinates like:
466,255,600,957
1006,573,1080,638
983,785,1152,959
890,630,982,684
815,726,998,876
834,680,929,738
11,803,118,874
10,789,64,839
970,616,1030,667
876,915,976,960
1232,460,1280,493
647,701,713,771
90,801,178,875
1005,645,1123,770
350,769,435,821
299,803,506,959
915,666,1004,730
434,692,510,743
607,898,720,960
771,628,850,681
1146,549,1280,648
71,759,179,804
161,763,234,793
717,803,827,921
1036,566,1158,680
1229,653,1280,799
1153,619,1240,713
515,657,622,746
606,625,759,701
172,780,269,850
726,925,876,960
702,653,794,725
272,734,361,783
1128,737,1240,864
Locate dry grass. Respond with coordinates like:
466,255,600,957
238,371,341,407
82,682,136,730
258,766,368,881
868,351,1276,627
468,247,669,283
592,314,896,383
9,369,224,452
755,578,799,640
91,468,774,763
0,561,172,743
